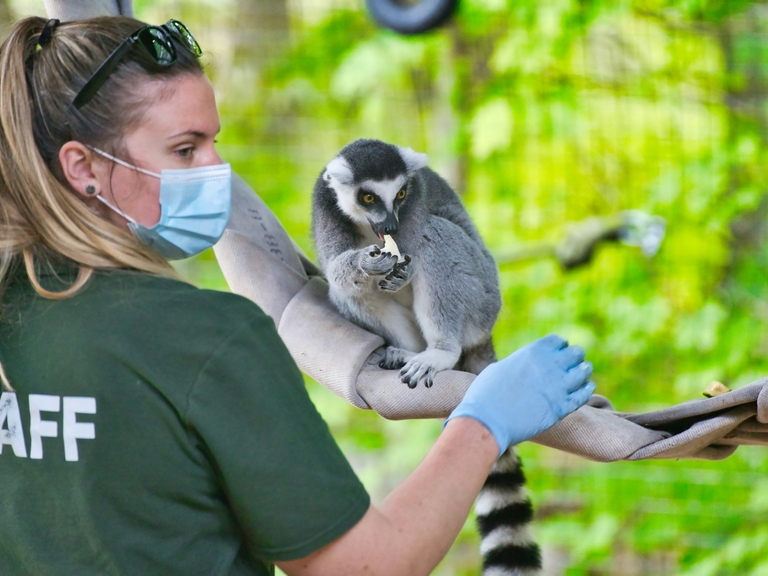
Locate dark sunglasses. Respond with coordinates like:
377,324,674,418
72,19,202,110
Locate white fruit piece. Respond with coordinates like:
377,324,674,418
382,234,405,262
703,380,731,398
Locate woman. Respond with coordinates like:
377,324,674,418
0,16,595,576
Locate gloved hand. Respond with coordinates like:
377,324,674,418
445,334,595,456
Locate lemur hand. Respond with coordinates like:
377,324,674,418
360,245,398,276
444,334,595,457
379,255,413,292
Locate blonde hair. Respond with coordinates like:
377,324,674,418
0,16,204,390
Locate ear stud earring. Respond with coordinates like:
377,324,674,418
85,185,96,195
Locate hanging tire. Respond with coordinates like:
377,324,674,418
365,0,459,35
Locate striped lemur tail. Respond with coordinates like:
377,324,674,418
461,342,542,575
475,449,541,575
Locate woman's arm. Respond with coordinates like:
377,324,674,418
278,417,498,576
279,335,595,575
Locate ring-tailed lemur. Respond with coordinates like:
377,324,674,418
312,138,542,575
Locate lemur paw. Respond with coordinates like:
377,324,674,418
378,255,412,292
400,361,436,388
400,349,461,388
378,346,416,370
361,245,398,276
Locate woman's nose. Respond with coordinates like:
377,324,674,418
203,147,223,166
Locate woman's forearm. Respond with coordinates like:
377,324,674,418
277,416,499,576
376,417,499,572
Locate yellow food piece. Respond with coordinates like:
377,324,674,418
703,381,731,398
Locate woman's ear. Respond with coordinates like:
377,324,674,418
58,141,102,198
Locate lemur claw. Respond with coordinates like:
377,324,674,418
377,254,412,291
379,346,414,370
400,362,436,388
392,254,411,273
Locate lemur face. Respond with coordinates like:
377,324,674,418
322,143,427,238
325,169,408,237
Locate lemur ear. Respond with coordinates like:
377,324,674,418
324,156,354,186
398,146,428,175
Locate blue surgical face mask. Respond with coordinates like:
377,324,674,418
91,147,232,260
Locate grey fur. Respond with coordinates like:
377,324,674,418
312,139,501,388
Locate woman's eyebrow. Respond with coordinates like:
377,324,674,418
168,127,221,140
167,130,206,140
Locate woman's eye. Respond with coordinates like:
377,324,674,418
176,147,194,158
397,188,406,200
361,194,375,204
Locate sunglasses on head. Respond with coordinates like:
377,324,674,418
72,19,202,110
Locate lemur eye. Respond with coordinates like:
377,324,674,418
361,193,375,205
396,188,406,200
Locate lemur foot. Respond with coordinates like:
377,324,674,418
378,346,416,370
361,245,398,276
401,364,436,388
378,255,412,292
400,348,460,388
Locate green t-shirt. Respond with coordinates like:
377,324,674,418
0,264,370,575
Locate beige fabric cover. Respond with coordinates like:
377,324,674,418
47,0,768,463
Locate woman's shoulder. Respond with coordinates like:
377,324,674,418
86,269,274,335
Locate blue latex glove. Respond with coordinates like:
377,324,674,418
445,334,595,456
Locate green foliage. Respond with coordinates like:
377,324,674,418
135,0,768,572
